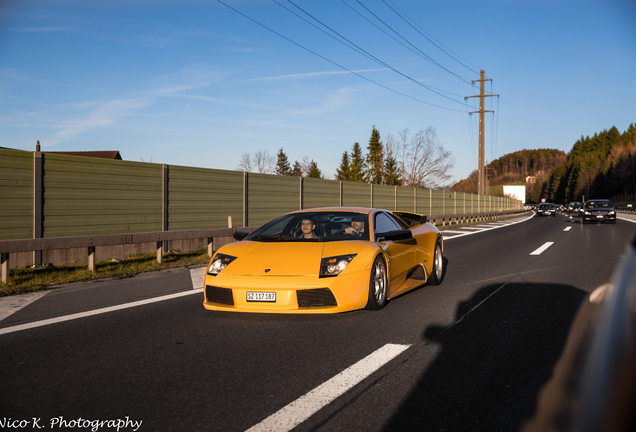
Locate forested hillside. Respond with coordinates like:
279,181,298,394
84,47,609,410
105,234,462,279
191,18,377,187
451,149,567,194
451,123,636,203
540,124,636,203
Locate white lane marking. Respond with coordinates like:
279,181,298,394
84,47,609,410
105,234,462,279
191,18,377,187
0,291,49,322
245,343,410,432
618,216,636,224
441,230,468,234
0,289,202,336
444,213,535,241
530,242,554,256
564,226,572,231
190,266,206,289
460,227,485,230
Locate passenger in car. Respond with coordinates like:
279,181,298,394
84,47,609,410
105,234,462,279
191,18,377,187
299,218,319,239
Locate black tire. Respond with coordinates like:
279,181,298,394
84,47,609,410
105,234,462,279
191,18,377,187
366,255,388,310
429,240,445,286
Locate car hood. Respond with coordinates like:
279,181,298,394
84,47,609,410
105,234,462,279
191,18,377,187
223,242,326,276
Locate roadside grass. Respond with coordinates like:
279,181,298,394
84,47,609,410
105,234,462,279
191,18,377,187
0,249,211,297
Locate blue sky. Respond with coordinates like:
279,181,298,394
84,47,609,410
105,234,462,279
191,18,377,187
1,0,635,183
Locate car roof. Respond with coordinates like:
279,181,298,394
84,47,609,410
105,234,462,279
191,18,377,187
288,207,375,215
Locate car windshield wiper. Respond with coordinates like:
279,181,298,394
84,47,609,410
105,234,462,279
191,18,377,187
249,234,301,242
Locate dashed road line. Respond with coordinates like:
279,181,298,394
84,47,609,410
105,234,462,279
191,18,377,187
564,226,572,231
245,343,411,432
530,242,554,256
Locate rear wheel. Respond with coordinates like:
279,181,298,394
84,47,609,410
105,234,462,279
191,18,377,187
429,241,445,286
366,255,387,310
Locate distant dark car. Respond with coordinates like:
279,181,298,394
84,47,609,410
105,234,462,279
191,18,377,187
582,199,616,224
568,202,582,214
537,203,556,216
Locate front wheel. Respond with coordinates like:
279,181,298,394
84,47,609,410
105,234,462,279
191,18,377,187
366,255,388,310
429,241,445,286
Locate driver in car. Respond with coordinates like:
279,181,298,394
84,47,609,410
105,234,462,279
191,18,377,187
342,216,365,238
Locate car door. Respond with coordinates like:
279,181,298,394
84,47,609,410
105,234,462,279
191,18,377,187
373,212,416,292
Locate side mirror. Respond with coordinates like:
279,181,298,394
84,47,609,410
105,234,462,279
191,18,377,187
233,230,249,241
375,229,413,242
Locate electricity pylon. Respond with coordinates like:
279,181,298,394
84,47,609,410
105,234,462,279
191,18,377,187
465,70,498,196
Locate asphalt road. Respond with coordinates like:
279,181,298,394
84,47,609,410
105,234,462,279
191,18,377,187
1,212,635,432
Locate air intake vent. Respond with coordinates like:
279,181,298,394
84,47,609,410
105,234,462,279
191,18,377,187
206,286,234,305
297,288,337,308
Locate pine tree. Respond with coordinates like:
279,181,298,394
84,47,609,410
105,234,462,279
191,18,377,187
336,151,351,181
275,148,292,176
366,127,384,184
307,160,322,179
349,142,365,182
384,154,401,185
292,161,303,177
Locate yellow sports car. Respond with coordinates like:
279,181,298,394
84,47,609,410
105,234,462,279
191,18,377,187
203,207,444,314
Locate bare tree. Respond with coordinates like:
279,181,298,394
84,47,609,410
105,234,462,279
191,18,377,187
403,126,454,189
398,129,410,183
236,150,275,173
300,156,313,177
236,152,252,172
253,150,275,174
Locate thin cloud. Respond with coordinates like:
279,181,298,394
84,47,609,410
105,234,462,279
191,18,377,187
55,98,151,140
52,65,224,141
243,69,385,82
21,26,78,32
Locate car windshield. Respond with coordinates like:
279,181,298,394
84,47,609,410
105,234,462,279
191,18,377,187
246,211,370,242
585,201,612,208
539,204,554,209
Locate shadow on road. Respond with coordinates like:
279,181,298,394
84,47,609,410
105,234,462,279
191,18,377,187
383,282,587,432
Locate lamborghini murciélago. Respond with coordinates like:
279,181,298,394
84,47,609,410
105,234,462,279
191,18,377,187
203,207,444,313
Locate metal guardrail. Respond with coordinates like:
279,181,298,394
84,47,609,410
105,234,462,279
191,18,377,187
616,207,636,214
0,227,258,284
427,209,530,227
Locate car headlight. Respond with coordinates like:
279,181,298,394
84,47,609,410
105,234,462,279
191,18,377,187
319,254,357,278
609,210,615,215
585,211,591,215
208,253,237,275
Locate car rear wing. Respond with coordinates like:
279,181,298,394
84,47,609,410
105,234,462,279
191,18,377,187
392,211,427,228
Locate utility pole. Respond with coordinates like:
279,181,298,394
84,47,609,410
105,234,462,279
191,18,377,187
465,70,498,196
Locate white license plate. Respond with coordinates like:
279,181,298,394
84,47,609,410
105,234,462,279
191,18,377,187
247,292,276,302
596,215,603,218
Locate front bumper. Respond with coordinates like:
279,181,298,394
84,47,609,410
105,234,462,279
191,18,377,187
202,270,371,314
583,212,616,223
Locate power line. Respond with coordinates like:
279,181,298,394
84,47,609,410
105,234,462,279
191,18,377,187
382,0,481,76
353,0,473,85
272,0,378,65
284,0,466,106
338,0,465,97
216,0,465,112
